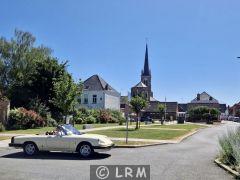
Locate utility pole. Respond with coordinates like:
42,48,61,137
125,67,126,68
164,97,167,122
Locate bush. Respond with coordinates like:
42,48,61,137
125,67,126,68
28,98,50,118
99,110,111,123
85,116,96,124
46,117,58,127
188,106,220,122
73,108,125,124
219,127,240,172
8,108,46,129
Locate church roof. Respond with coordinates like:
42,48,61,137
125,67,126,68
141,44,151,76
134,81,147,88
150,97,159,102
190,91,219,104
83,74,119,95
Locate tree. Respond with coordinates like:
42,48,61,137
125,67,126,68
0,29,77,122
157,104,165,125
0,29,52,106
188,106,220,123
51,72,82,123
130,96,147,129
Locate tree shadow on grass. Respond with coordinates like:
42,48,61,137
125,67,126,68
1,151,111,161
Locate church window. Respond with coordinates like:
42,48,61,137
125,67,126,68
144,79,148,86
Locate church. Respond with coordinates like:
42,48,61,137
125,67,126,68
130,44,178,120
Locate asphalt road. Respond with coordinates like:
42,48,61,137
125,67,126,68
0,121,238,180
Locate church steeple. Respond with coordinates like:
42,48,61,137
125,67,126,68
142,44,151,76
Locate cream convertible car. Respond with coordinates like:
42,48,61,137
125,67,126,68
9,124,114,157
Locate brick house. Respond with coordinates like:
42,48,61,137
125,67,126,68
229,102,240,117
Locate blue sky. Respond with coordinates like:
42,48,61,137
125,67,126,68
1,0,240,105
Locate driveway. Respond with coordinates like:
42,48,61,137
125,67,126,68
0,121,238,180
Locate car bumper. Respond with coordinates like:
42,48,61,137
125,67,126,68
93,144,115,152
9,143,23,148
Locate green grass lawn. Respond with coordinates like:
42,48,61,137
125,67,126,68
0,123,121,134
88,124,206,140
88,128,191,140
0,127,55,135
0,136,11,141
74,123,120,130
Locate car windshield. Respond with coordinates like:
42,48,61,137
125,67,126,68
62,124,82,135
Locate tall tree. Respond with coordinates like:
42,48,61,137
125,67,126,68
130,96,147,129
0,29,51,106
51,72,82,122
157,104,165,125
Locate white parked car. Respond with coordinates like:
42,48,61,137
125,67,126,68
9,124,114,158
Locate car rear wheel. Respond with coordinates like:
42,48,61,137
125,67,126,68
79,143,93,158
23,142,38,156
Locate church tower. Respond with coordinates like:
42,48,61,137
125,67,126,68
141,44,153,98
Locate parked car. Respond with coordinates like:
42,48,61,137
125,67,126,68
140,116,152,122
233,117,240,122
228,116,235,121
9,124,114,158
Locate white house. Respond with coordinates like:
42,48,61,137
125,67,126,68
78,74,120,110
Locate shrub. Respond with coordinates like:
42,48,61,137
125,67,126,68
219,127,240,172
8,108,46,129
85,116,96,124
99,110,111,123
46,117,58,127
28,98,50,118
188,106,220,122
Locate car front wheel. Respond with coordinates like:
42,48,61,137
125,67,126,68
79,143,93,158
23,142,38,156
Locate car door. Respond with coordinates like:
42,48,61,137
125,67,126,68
46,134,70,151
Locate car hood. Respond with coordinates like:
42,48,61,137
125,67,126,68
80,133,113,144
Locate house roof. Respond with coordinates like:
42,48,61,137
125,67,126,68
190,91,219,104
145,101,178,113
133,81,147,88
178,103,188,112
83,75,119,95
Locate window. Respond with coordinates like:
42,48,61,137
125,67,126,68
84,94,88,104
78,98,81,104
144,79,148,86
92,95,97,104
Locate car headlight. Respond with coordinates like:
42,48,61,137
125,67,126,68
98,139,106,145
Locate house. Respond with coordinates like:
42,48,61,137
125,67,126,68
178,92,227,114
229,102,240,117
78,74,120,110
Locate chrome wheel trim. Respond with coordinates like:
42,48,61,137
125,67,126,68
25,144,35,155
80,145,91,156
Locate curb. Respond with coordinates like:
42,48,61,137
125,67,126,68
115,142,170,148
214,158,240,178
113,130,199,148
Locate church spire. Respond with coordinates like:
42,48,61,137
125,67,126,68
142,43,151,76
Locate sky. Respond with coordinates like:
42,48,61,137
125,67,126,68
1,0,240,105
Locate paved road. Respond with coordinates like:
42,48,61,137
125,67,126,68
0,121,238,180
